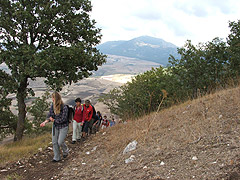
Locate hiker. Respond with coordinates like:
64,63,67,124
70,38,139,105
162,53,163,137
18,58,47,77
89,101,97,134
101,115,110,129
72,98,84,144
40,92,69,162
110,115,116,127
82,99,93,139
93,111,102,132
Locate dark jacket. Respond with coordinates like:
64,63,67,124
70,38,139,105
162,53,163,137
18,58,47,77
47,104,69,129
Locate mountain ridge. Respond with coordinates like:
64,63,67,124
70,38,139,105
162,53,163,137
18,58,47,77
97,36,180,66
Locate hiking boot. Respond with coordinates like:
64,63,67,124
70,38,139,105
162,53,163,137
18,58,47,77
52,159,60,163
77,139,81,142
71,141,76,144
63,154,68,158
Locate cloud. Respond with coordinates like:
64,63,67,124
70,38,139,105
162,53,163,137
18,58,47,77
134,11,162,21
91,0,240,47
209,0,236,14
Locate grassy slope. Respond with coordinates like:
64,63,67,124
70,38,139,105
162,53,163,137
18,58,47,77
0,133,51,165
0,85,240,179
60,85,240,179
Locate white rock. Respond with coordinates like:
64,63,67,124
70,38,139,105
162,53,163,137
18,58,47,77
123,140,138,154
102,132,106,135
82,162,86,165
0,169,8,172
86,151,90,155
125,155,135,164
38,148,43,152
160,161,165,166
91,146,97,152
143,166,147,169
39,161,43,164
219,115,223,119
192,156,198,161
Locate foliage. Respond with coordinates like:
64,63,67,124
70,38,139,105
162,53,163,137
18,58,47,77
0,70,17,141
26,91,51,134
169,38,230,98
227,20,240,76
0,0,106,140
100,67,173,120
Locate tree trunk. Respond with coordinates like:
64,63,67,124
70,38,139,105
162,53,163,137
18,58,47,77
15,77,28,141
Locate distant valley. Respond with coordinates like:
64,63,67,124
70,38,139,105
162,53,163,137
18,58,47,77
93,54,160,76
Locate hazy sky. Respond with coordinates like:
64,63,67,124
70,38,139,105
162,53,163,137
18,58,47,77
91,0,240,47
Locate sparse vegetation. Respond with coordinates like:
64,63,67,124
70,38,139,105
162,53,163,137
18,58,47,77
26,91,51,134
0,133,51,165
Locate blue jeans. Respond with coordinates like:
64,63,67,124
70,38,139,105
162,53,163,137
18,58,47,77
52,126,69,161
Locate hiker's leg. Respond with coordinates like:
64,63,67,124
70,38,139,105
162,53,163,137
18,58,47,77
52,126,61,161
58,126,69,156
76,122,81,140
77,123,82,139
72,120,78,142
82,121,89,138
89,118,94,134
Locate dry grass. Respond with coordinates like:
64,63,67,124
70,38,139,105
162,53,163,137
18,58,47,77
89,84,240,169
0,133,51,165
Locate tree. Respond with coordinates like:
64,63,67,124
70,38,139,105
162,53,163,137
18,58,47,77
169,40,207,98
100,67,174,120
0,0,106,141
227,20,240,76
203,37,230,88
0,70,17,140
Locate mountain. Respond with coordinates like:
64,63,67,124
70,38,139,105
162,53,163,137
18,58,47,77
97,36,180,66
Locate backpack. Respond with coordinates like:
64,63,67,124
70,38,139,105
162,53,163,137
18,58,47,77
91,104,97,119
61,104,74,124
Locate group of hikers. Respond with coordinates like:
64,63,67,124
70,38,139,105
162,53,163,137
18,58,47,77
40,91,115,162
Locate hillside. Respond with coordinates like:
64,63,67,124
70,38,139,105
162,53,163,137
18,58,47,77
97,36,180,66
1,85,240,179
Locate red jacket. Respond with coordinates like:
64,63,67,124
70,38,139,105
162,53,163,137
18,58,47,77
102,119,110,127
73,105,84,123
83,104,93,122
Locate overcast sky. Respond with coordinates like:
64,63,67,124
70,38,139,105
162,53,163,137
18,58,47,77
90,0,240,47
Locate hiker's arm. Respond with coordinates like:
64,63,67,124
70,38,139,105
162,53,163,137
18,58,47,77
47,104,54,119
41,105,54,127
54,105,68,124
89,106,93,120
